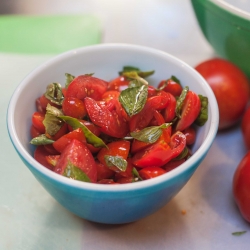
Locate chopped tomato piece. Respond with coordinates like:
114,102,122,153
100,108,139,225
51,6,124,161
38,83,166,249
175,91,201,131
132,129,186,168
62,97,87,119
139,166,166,180
84,97,129,138
66,75,108,101
54,139,97,183
53,128,86,153
32,112,45,134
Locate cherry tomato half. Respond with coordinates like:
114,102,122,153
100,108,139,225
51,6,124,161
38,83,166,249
54,139,97,183
66,75,108,101
175,91,201,132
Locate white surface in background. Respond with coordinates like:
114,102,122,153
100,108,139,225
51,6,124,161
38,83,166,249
1,1,250,249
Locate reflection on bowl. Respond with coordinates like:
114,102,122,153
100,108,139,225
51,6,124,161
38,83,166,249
7,44,219,224
191,0,250,78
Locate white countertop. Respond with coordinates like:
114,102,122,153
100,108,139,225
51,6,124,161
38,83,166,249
1,0,249,249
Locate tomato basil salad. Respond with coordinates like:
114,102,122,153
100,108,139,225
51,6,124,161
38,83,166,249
30,66,208,184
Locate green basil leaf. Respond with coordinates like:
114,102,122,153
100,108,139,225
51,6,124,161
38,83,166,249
132,167,143,181
43,104,64,136
65,73,75,88
59,115,107,148
120,66,140,73
232,231,247,236
46,104,64,117
173,147,189,161
195,95,208,126
122,71,149,86
30,134,54,145
176,86,189,118
44,83,64,106
119,84,148,117
63,161,91,182
170,75,181,85
104,155,127,172
119,66,154,78
130,123,171,143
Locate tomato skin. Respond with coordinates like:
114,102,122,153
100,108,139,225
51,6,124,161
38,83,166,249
116,177,134,184
53,128,86,153
32,112,45,134
162,92,176,123
139,166,166,180
98,179,119,184
183,126,196,145
97,140,130,171
54,139,97,183
158,79,183,97
34,146,55,171
241,106,250,149
233,151,250,223
175,91,201,132
115,158,134,179
132,129,186,168
84,97,129,138
163,158,186,172
195,58,250,130
101,90,120,102
39,94,60,110
36,97,45,113
46,123,69,141
96,161,115,181
66,75,108,101
129,95,167,132
108,76,130,91
30,125,42,138
62,97,87,119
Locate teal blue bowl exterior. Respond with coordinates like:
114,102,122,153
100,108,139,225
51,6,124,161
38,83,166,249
191,0,250,78
15,148,205,224
7,44,219,224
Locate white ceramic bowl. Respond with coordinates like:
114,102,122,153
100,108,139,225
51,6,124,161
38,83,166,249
7,44,219,224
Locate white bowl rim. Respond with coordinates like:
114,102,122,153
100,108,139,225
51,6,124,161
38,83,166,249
7,43,219,193
210,0,250,21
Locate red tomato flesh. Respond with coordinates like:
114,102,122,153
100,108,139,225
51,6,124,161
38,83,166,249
54,139,97,183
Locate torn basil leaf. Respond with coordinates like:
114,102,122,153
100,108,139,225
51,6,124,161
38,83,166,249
232,231,247,236
132,167,143,181
44,83,64,106
195,95,208,126
63,161,91,182
119,66,154,78
65,73,75,88
59,115,107,148
130,123,171,143
173,147,189,161
30,134,54,145
176,86,189,119
119,84,148,117
122,71,149,86
43,104,64,136
170,75,181,85
104,155,127,172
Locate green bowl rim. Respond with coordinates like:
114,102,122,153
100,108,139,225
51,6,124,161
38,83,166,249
192,0,250,31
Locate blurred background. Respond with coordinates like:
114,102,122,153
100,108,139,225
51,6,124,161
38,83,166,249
0,0,214,64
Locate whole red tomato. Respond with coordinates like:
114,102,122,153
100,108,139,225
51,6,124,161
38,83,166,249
241,106,250,149
233,151,250,223
195,58,249,130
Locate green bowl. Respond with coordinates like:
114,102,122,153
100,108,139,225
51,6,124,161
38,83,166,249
191,0,250,78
